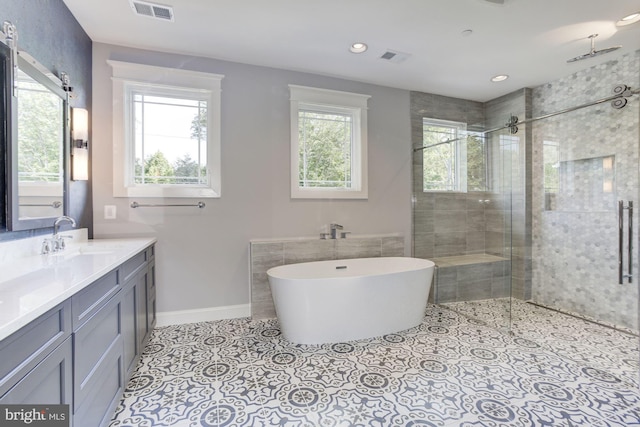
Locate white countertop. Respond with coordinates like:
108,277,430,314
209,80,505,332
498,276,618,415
0,236,156,341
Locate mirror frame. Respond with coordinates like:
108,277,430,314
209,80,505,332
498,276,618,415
0,41,8,229
5,51,70,231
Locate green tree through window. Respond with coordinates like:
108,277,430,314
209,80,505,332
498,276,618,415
298,110,353,188
422,118,486,192
132,93,208,185
17,74,63,183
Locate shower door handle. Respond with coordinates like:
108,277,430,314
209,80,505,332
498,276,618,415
619,200,633,284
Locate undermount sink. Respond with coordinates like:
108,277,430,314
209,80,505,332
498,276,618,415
49,244,121,258
48,242,123,259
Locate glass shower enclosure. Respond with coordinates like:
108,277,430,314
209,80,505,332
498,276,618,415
411,91,517,333
412,49,640,387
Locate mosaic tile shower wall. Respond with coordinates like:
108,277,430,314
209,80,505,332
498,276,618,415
531,49,640,331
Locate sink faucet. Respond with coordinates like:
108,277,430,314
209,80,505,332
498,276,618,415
330,223,343,239
54,215,76,236
42,216,77,254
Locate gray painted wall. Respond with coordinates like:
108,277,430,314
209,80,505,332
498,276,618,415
92,43,412,315
0,0,93,241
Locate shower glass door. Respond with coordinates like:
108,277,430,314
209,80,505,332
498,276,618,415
523,57,640,387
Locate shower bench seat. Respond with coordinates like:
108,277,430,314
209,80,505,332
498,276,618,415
430,254,510,303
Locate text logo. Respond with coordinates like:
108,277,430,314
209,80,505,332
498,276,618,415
0,405,69,427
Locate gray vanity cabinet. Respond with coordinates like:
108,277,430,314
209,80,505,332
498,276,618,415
0,243,156,427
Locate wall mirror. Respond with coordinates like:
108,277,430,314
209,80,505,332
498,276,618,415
2,41,69,231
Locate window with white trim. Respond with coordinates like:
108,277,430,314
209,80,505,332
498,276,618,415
109,60,223,198
422,118,486,192
289,85,369,199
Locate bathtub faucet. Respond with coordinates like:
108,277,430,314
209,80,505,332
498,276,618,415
320,223,347,239
330,223,343,239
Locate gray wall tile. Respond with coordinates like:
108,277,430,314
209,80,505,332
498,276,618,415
251,253,284,274
283,239,335,264
251,242,284,257
457,280,493,301
381,236,405,257
457,263,493,282
336,239,382,259
434,211,467,231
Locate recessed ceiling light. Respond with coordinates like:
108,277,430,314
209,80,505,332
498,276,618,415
349,42,368,53
617,12,640,26
491,74,509,82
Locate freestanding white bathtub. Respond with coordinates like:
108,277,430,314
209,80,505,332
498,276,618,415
267,257,435,345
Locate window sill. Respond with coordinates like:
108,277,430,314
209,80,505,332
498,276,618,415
114,185,220,199
291,187,367,200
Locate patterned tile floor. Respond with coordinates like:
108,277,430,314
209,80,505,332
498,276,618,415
111,300,640,426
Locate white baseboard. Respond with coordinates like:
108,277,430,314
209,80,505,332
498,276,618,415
156,304,251,327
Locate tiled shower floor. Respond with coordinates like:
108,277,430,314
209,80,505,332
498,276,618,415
110,301,640,426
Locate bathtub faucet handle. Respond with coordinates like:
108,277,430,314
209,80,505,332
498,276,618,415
330,223,343,239
320,232,331,240
340,231,351,239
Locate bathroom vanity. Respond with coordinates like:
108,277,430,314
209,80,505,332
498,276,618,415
0,235,156,427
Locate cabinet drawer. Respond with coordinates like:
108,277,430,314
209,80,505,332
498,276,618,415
73,292,122,409
121,250,147,283
0,301,71,397
0,336,72,407
72,269,120,330
73,337,123,427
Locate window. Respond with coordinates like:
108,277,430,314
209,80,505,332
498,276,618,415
109,60,223,198
422,118,486,192
289,85,369,199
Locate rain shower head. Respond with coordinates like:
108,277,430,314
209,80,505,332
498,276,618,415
567,34,621,63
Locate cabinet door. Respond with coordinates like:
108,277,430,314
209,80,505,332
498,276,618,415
0,336,72,407
122,266,150,378
147,259,156,330
73,342,123,427
0,301,71,398
135,269,149,354
122,280,137,377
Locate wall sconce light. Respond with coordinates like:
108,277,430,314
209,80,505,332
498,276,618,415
71,107,89,181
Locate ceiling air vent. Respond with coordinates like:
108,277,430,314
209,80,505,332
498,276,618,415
129,0,175,22
379,50,411,64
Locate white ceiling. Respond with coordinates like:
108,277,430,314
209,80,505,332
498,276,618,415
62,0,640,102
